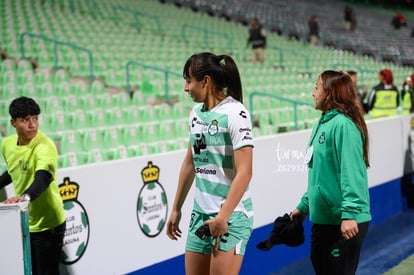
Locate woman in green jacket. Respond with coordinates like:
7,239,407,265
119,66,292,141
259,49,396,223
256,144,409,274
290,70,371,275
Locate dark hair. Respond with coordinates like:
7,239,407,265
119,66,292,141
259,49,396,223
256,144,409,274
9,96,41,119
183,52,243,103
347,70,357,76
319,70,370,167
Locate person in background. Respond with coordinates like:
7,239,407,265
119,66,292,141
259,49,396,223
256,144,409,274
347,70,369,113
0,96,66,275
344,5,357,31
401,74,414,114
290,70,371,275
366,69,399,118
308,15,320,47
391,12,407,29
246,18,266,63
166,52,254,275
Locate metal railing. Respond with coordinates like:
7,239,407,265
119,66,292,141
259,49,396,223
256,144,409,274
269,46,310,74
332,63,377,86
181,24,233,53
49,0,97,19
111,5,162,35
125,61,181,105
249,91,313,131
20,32,95,83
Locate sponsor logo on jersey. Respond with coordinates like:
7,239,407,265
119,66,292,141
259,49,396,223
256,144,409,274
195,167,217,175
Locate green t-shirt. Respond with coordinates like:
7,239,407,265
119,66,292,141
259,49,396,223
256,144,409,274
1,131,66,232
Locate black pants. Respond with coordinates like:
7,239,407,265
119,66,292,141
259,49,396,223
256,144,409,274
30,221,66,275
310,222,369,275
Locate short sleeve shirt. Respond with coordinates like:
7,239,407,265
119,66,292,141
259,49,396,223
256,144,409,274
189,97,254,217
1,131,66,232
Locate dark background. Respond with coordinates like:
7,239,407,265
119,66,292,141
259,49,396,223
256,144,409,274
345,0,414,9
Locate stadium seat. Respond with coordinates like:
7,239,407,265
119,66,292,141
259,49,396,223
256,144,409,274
70,109,92,130
86,108,107,129
121,123,142,146
82,128,105,151
2,0,411,164
85,148,107,164
60,130,85,155
59,151,87,168
105,107,124,125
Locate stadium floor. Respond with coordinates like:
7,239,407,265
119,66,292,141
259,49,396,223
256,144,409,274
270,210,414,275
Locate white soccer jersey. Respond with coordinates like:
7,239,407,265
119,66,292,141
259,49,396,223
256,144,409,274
189,96,254,217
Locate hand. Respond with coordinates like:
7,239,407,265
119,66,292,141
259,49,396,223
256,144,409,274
166,210,182,240
289,208,306,222
204,217,228,250
363,85,369,94
341,219,358,240
2,196,27,204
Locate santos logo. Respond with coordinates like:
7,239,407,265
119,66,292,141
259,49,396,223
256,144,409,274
59,177,90,265
137,161,168,238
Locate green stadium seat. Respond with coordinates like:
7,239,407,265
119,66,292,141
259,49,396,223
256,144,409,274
111,92,132,107
38,81,55,98
102,127,122,149
174,119,188,138
91,80,106,95
127,144,143,157
59,130,85,155
104,107,124,126
71,109,92,130
54,69,71,85
17,59,33,73
62,95,83,112
0,59,17,75
55,81,72,97
82,128,104,151
19,82,38,98
2,82,20,100
95,93,114,109
85,148,108,164
78,94,97,109
86,108,106,129
41,96,62,114
45,110,73,134
59,151,87,168
122,105,140,124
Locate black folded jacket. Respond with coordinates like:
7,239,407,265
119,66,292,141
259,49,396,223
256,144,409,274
256,213,305,251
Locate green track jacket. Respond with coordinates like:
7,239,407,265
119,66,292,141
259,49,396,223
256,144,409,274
297,109,371,225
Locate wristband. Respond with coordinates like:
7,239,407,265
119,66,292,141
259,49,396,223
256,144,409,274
21,194,31,201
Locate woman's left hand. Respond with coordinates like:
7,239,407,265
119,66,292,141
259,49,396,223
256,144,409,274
341,219,358,240
205,217,229,250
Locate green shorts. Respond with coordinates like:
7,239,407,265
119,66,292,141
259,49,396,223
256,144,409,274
185,210,253,255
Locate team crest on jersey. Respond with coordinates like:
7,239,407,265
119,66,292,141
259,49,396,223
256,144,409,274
59,177,90,265
208,119,219,136
137,161,168,237
19,160,28,172
319,132,326,144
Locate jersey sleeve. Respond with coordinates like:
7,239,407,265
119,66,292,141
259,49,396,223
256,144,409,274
228,105,254,150
34,139,58,176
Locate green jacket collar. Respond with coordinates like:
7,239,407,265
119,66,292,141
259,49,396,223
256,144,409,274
320,109,340,124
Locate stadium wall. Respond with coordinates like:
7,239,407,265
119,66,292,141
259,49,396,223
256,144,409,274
4,115,409,274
